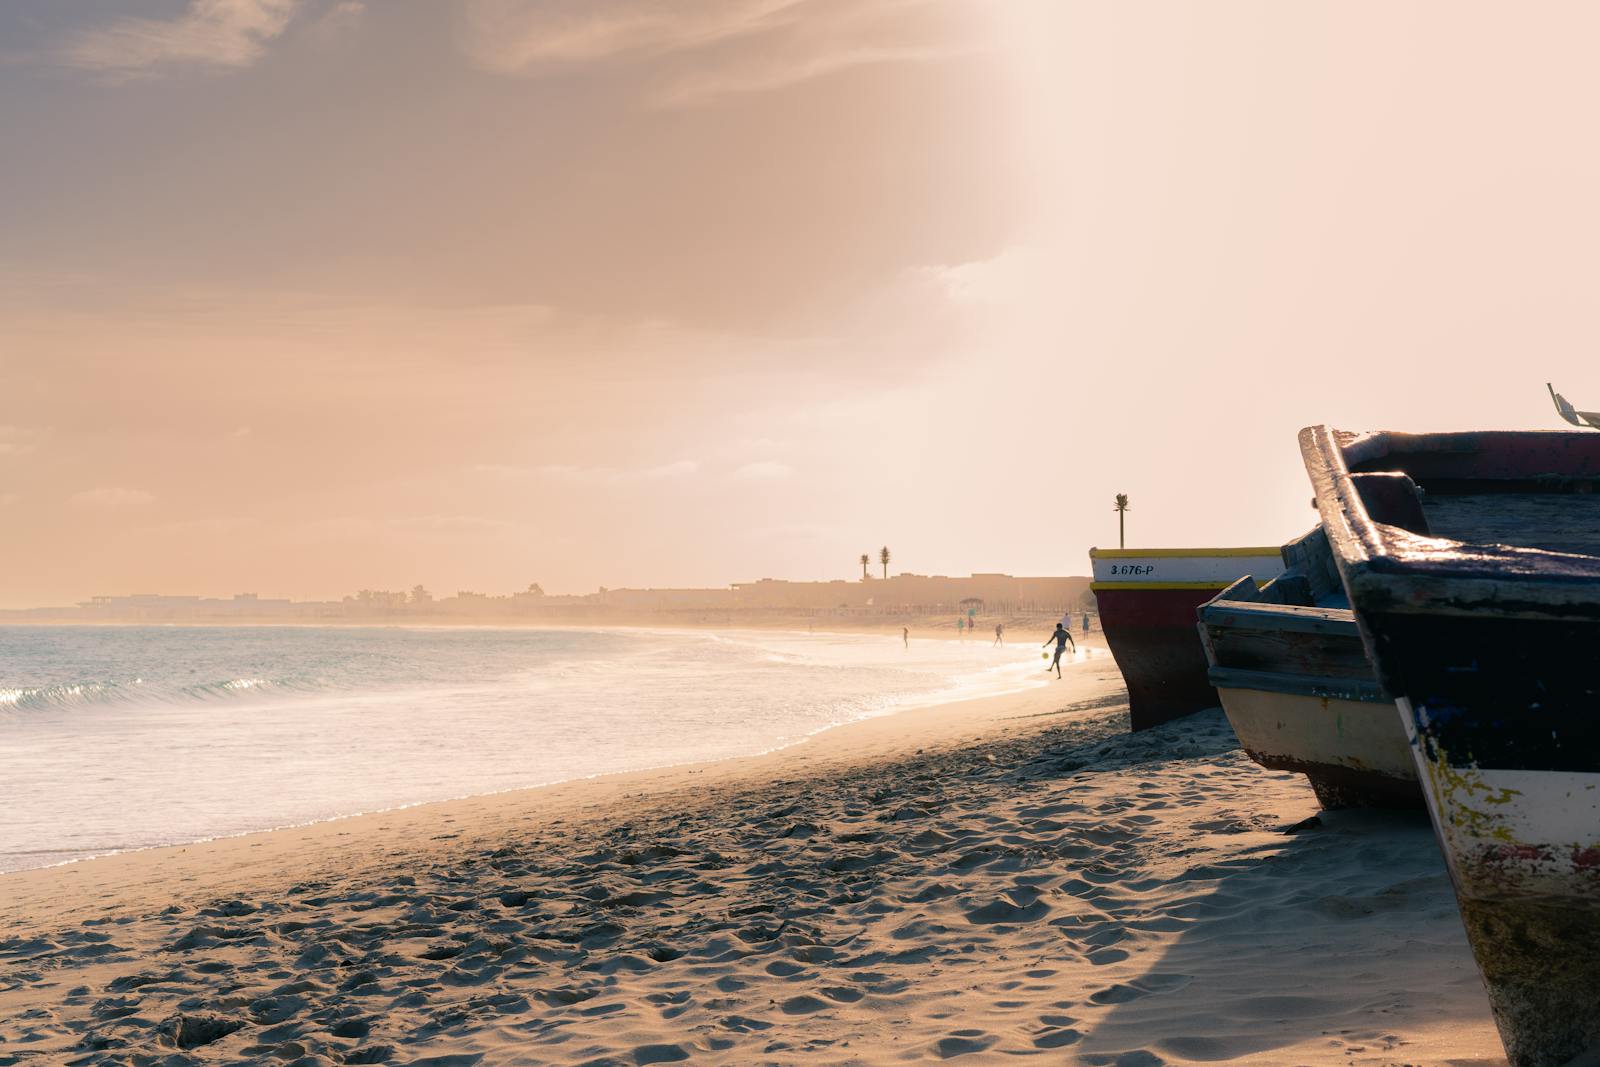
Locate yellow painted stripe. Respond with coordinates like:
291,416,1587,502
1091,580,1270,592
1089,547,1281,559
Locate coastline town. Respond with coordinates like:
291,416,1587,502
0,571,1095,628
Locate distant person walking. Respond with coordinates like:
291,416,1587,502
1043,623,1076,678
956,616,965,637
903,626,909,648
993,622,1004,646
1082,611,1090,635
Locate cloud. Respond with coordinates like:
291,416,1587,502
57,0,301,78
277,514,516,546
0,426,38,457
630,460,701,481
70,487,156,510
474,460,701,483
459,0,985,107
658,42,967,107
733,460,794,480
458,0,802,70
147,515,259,535
386,514,515,532
915,246,1037,307
312,0,365,40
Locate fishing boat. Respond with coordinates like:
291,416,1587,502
1197,528,1419,810
1089,546,1283,730
1302,425,1600,1067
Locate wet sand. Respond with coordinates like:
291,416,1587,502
0,651,1506,1065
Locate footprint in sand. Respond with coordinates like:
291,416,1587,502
632,1042,690,1064
1033,1027,1083,1048
1091,983,1146,1005
765,960,810,978
1087,1052,1166,1067
159,1012,244,1050
935,1030,998,1058
780,994,830,1014
1090,973,1192,1004
89,996,143,1021
965,896,1050,925
533,985,599,1006
719,1014,773,1032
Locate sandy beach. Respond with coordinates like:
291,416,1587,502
0,649,1506,1066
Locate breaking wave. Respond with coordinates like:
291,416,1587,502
0,676,323,713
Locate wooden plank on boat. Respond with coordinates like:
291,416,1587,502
1207,666,1387,703
1198,602,1358,636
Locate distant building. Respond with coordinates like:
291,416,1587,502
13,571,1093,624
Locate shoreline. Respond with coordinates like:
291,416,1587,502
0,631,1099,883
0,646,1112,923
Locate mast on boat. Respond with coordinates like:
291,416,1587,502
1548,382,1600,429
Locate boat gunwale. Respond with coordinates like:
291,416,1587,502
1091,580,1267,592
1301,425,1600,619
1197,598,1360,636
1088,546,1282,559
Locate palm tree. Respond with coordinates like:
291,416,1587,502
1113,493,1130,548
859,553,870,580
880,545,891,579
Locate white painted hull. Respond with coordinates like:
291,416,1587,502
1396,697,1600,1066
1216,686,1418,809
1398,697,1600,900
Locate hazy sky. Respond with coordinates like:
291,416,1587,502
5,1,1600,606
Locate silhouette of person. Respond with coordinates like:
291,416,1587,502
957,616,965,637
1042,623,1075,678
902,626,909,648
993,622,1004,646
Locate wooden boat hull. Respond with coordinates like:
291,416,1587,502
1382,623,1600,1067
1090,548,1283,731
1211,685,1418,809
1302,426,1600,1066
1199,566,1421,811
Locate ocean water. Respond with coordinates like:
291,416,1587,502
0,625,1056,873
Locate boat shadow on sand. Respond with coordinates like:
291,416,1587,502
1030,713,1506,1067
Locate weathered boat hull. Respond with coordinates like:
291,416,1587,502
1302,425,1600,1066
1090,548,1283,731
1378,612,1600,1066
1212,685,1418,810
1198,561,1421,811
